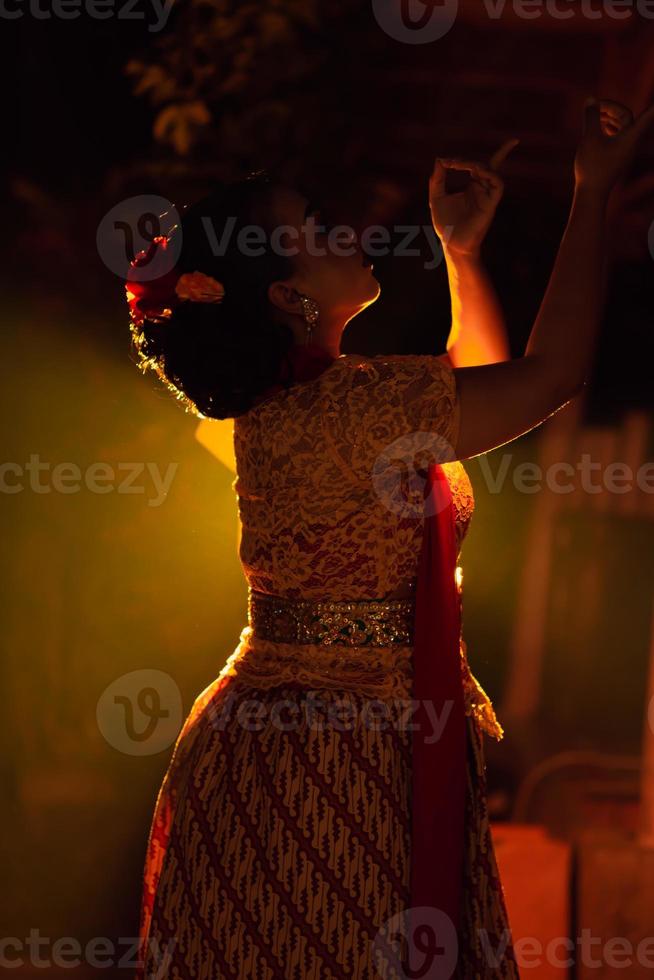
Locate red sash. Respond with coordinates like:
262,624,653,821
410,463,466,930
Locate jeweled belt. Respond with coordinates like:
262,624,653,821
248,588,415,647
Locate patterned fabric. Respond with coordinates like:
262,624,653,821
234,354,467,599
135,353,519,979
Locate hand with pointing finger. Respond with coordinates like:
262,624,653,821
429,138,519,258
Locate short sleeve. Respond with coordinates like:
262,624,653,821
319,353,460,486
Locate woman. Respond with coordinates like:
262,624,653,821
127,100,652,979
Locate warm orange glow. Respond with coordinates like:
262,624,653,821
195,418,236,472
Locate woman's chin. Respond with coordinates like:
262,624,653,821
363,276,381,304
344,279,381,322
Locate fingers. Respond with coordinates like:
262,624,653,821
582,95,654,146
429,158,447,198
489,137,519,171
631,101,654,139
438,158,501,181
437,158,504,197
430,141,515,204
599,99,634,136
584,97,639,138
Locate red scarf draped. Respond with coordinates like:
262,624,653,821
409,462,466,942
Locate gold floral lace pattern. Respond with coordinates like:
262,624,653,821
233,354,469,601
216,626,503,741
219,626,414,702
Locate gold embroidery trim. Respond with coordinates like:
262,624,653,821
248,588,415,646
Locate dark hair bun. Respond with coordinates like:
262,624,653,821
130,174,295,419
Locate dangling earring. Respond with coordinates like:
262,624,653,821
298,294,320,345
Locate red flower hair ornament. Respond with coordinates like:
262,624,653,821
125,236,225,329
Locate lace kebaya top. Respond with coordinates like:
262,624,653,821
233,352,473,601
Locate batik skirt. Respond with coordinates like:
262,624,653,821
134,627,520,979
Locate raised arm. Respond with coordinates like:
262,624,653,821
451,99,654,460
430,140,517,367
442,253,510,366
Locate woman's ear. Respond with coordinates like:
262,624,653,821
268,281,303,318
